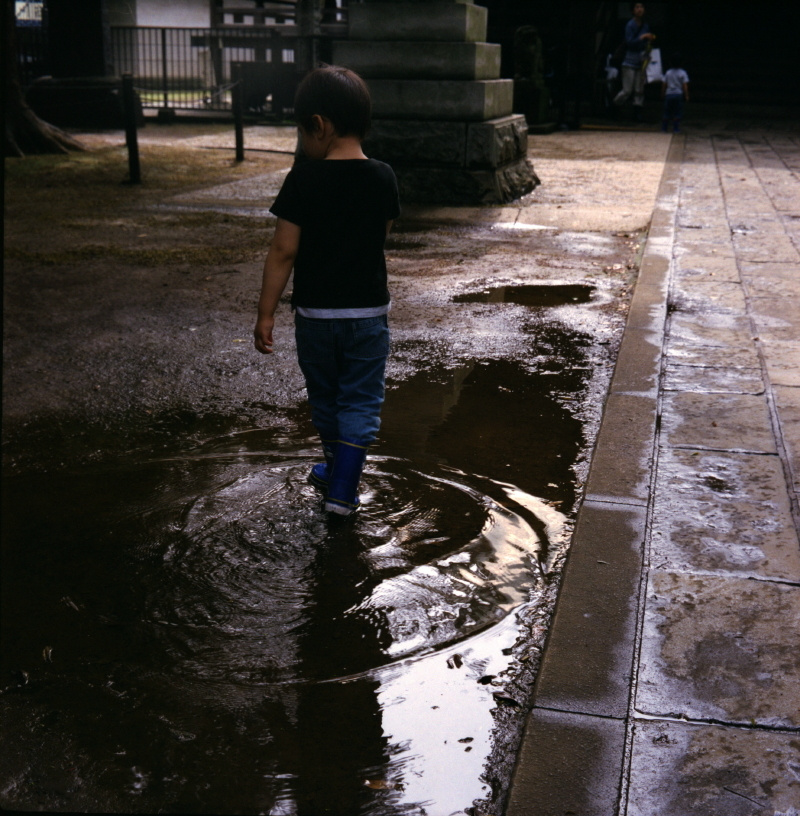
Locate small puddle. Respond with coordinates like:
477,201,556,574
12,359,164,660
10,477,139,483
454,284,595,308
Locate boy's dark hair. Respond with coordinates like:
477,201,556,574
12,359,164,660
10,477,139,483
294,65,372,140
670,52,683,68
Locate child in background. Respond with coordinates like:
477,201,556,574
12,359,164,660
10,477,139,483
662,53,690,133
254,65,400,516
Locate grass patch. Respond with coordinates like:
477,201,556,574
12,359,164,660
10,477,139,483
4,140,284,265
4,143,283,200
4,243,261,267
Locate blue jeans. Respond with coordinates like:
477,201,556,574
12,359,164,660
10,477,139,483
294,313,389,445
663,94,684,123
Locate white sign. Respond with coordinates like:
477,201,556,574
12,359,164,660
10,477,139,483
15,1,43,24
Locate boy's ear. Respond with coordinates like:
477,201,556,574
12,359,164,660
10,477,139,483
310,114,326,135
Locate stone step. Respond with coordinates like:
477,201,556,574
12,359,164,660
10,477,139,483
366,120,468,167
332,41,501,81
367,78,513,121
349,3,487,42
468,114,529,168
365,114,528,170
393,158,536,205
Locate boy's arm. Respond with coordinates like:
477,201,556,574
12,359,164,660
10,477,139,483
683,81,689,101
254,218,301,354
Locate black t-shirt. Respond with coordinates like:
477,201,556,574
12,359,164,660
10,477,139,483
270,159,400,310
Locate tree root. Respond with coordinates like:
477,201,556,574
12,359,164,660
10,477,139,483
5,105,87,157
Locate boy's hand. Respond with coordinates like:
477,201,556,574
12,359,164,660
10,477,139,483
253,217,300,355
254,315,275,354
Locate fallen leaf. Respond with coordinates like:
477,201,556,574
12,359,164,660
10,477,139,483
364,779,403,791
492,692,520,707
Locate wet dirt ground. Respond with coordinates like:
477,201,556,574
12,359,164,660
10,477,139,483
2,124,667,815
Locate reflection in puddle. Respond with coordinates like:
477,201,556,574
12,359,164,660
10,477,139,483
381,355,588,512
2,350,590,814
453,284,595,308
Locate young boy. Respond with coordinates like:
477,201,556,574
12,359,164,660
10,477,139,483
253,65,400,516
661,53,690,133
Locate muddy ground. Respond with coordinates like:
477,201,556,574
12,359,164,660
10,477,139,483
2,124,668,815
3,125,668,467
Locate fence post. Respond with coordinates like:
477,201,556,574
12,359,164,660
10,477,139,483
161,28,169,109
122,73,141,184
232,63,245,162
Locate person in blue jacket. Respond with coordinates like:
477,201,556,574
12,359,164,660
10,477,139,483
613,3,656,121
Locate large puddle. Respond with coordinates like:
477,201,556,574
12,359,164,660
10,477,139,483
2,311,596,814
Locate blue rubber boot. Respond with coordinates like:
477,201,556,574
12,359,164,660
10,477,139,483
308,439,336,492
324,438,368,516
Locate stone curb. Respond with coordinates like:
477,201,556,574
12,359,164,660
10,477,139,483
504,135,685,816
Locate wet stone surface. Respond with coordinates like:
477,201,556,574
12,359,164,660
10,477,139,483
666,312,755,352
622,129,800,816
662,364,764,395
758,339,800,388
669,280,747,315
2,129,644,815
660,392,777,454
651,447,800,580
673,253,741,281
637,571,800,727
627,720,800,816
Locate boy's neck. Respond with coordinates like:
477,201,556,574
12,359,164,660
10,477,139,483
324,135,367,160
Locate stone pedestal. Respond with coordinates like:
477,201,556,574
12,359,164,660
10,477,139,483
333,1,536,205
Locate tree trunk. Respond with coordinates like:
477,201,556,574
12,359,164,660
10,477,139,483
4,0,85,157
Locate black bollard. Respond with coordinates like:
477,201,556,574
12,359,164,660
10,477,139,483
232,66,245,162
122,73,141,184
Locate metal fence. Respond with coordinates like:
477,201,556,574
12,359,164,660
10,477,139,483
110,27,294,113
15,23,49,88
111,15,346,116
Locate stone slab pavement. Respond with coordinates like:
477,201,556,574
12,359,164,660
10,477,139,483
506,128,800,815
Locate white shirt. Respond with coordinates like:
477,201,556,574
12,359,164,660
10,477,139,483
664,68,689,96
